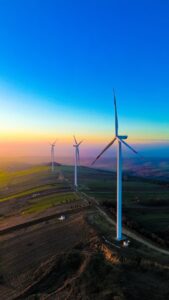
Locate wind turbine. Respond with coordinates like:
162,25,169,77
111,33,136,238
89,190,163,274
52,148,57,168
73,136,83,189
92,91,139,241
50,140,56,172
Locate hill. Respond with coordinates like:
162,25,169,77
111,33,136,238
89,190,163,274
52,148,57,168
0,163,169,299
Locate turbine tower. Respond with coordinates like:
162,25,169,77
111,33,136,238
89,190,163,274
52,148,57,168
73,136,83,189
50,140,56,172
92,91,139,241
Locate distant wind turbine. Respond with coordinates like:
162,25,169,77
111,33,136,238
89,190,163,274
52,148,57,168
50,140,56,172
73,136,83,189
92,90,140,241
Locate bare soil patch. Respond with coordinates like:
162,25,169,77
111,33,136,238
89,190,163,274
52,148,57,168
0,210,94,300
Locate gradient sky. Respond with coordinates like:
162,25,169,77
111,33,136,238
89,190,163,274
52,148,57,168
0,0,169,158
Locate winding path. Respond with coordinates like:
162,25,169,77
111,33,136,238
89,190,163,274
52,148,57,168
97,205,169,256
81,191,169,256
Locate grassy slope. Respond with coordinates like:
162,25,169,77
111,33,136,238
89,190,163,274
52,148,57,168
23,192,81,214
0,164,81,216
0,163,169,236
0,166,55,197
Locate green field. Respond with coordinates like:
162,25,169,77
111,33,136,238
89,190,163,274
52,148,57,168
126,208,169,233
0,164,77,217
0,165,57,197
23,192,81,214
61,165,169,241
0,184,58,202
62,165,169,206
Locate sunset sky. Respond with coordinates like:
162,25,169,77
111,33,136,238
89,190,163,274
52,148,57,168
0,1,169,158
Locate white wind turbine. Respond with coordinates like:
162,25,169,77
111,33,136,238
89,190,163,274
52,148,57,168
73,136,83,189
50,140,56,172
92,91,140,241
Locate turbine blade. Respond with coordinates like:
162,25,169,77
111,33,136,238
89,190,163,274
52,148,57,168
73,135,77,144
120,139,142,157
91,137,116,165
77,140,83,146
53,139,57,145
113,89,118,136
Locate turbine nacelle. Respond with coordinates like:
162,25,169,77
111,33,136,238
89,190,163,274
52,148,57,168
50,139,57,148
117,135,128,140
73,135,83,148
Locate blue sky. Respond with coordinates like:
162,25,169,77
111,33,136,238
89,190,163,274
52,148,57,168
0,0,168,157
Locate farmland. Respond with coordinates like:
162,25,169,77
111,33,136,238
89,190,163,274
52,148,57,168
61,165,169,247
0,162,169,299
0,164,85,232
0,163,169,244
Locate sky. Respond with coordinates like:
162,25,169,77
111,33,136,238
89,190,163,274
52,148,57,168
0,0,169,159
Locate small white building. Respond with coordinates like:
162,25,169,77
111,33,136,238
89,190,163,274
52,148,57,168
58,215,66,221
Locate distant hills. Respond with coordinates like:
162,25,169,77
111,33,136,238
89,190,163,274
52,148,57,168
88,157,169,181
0,156,169,181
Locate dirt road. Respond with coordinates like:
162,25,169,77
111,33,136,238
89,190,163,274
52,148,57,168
83,191,169,256
96,205,169,256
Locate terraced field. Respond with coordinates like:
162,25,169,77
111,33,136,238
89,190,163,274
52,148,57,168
0,164,84,231
0,165,57,197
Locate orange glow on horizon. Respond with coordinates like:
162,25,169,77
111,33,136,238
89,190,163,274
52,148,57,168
0,130,168,144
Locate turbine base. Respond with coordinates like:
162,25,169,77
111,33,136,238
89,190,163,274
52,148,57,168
115,235,130,248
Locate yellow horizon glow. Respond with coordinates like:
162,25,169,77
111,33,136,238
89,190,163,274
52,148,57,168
0,131,168,144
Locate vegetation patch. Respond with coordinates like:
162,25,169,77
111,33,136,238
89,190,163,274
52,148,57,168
23,192,81,214
0,184,58,202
